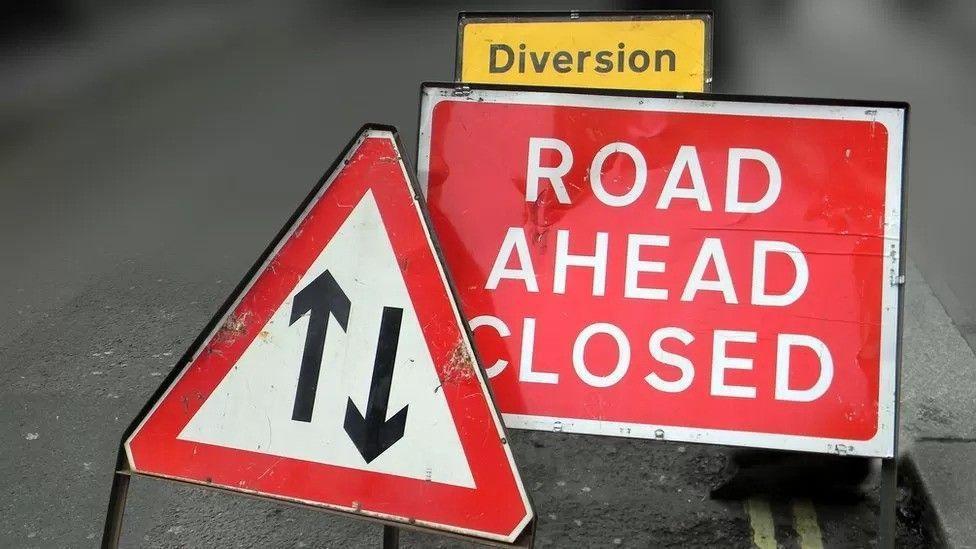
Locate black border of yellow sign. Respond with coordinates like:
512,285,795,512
455,11,713,92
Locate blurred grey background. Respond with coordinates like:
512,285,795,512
3,0,976,351
1,1,974,547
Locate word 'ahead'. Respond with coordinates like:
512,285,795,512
419,84,906,457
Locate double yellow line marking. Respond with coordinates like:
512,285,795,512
746,498,824,549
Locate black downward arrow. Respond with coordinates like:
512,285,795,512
289,270,350,423
343,306,409,463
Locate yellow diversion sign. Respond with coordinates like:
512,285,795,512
456,12,712,92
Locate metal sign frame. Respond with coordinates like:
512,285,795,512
102,124,536,549
455,11,714,92
416,82,909,547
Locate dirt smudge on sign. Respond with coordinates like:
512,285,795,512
442,340,475,383
215,311,251,344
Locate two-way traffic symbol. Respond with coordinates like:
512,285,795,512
288,268,408,463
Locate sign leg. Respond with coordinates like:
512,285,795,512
382,525,399,548
101,472,131,549
879,457,898,549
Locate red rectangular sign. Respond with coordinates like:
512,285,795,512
418,85,907,457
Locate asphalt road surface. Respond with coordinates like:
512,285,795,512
2,1,971,547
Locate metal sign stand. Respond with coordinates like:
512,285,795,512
878,145,907,549
879,457,898,549
383,525,400,548
102,468,407,549
100,457,536,549
101,468,407,549
101,459,129,549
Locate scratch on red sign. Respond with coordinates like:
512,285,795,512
180,391,205,412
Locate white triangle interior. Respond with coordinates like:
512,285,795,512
178,190,476,488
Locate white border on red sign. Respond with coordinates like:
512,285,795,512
125,129,533,543
417,86,905,459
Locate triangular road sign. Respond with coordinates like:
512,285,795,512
122,126,533,543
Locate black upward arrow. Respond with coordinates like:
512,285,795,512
289,270,350,423
343,306,409,463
